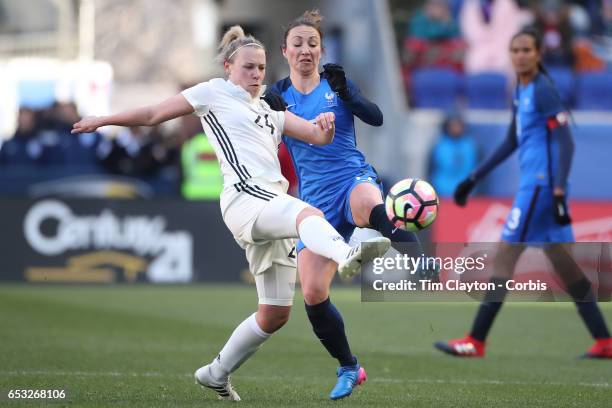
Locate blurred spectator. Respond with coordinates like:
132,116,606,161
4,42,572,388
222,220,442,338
174,100,219,199
409,0,461,40
181,132,223,200
568,1,593,37
534,0,576,68
54,102,103,166
97,126,174,176
6,101,103,167
460,0,533,75
591,0,612,66
428,112,477,197
602,0,612,36
97,126,143,175
0,107,44,165
402,0,466,95
573,0,605,36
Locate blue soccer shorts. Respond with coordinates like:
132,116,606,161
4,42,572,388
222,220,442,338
297,167,383,252
501,185,574,243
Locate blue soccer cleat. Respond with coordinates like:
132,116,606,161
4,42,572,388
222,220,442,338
329,360,367,400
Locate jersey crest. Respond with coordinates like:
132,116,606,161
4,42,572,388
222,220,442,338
324,91,337,107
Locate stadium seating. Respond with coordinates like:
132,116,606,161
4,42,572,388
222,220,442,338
410,68,462,109
408,67,612,111
575,71,612,110
465,72,509,109
468,122,612,200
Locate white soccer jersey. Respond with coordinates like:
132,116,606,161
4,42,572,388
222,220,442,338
181,78,286,192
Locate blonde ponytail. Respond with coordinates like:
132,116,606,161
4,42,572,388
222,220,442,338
216,25,264,63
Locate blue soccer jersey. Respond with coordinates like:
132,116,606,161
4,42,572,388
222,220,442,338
269,76,382,243
514,73,565,189
501,73,574,243
270,78,372,201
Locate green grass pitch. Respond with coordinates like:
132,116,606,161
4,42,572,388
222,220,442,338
1,285,611,407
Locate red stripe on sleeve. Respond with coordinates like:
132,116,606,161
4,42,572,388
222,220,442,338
547,117,559,130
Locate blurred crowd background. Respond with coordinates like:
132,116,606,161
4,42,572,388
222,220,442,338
1,0,611,201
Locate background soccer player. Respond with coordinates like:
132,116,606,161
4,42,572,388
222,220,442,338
266,10,422,399
434,28,612,359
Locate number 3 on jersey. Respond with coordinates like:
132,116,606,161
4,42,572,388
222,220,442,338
255,114,275,135
507,207,521,230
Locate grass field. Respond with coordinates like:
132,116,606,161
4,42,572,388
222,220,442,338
1,284,611,407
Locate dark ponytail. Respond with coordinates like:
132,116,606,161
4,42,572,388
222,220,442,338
511,27,574,124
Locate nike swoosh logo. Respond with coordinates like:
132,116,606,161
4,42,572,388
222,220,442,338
391,227,399,234
286,104,296,109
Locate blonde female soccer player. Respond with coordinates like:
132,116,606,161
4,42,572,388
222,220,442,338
73,25,390,401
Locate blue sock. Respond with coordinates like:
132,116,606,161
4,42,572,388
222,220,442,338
304,298,356,367
470,278,509,342
576,302,611,339
470,301,504,342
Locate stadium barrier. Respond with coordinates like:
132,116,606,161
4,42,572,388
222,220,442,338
433,198,612,242
0,198,248,283
419,198,612,301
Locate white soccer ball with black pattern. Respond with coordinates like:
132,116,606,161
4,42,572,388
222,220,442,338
385,178,439,232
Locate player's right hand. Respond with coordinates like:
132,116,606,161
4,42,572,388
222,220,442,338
315,112,335,131
453,177,476,207
72,116,102,134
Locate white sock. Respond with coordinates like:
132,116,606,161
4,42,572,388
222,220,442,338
208,313,270,381
297,215,351,264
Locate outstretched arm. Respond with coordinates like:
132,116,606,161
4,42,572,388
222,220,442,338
454,117,517,206
72,94,194,134
472,118,518,181
283,110,335,145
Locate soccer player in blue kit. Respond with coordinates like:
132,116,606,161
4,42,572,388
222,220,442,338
265,10,422,399
434,28,612,359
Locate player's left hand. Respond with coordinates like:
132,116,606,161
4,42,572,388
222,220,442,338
262,92,287,111
553,194,572,225
323,63,350,100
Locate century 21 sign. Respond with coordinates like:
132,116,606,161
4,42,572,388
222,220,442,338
22,200,193,283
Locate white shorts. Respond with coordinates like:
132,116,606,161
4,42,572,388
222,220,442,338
221,179,309,306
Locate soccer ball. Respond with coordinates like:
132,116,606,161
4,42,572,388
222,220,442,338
385,178,439,232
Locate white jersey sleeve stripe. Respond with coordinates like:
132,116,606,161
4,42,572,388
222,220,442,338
203,114,248,183
204,114,237,164
209,111,239,164
240,165,252,178
208,111,252,182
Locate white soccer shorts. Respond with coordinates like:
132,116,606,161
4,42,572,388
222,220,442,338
221,179,309,306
